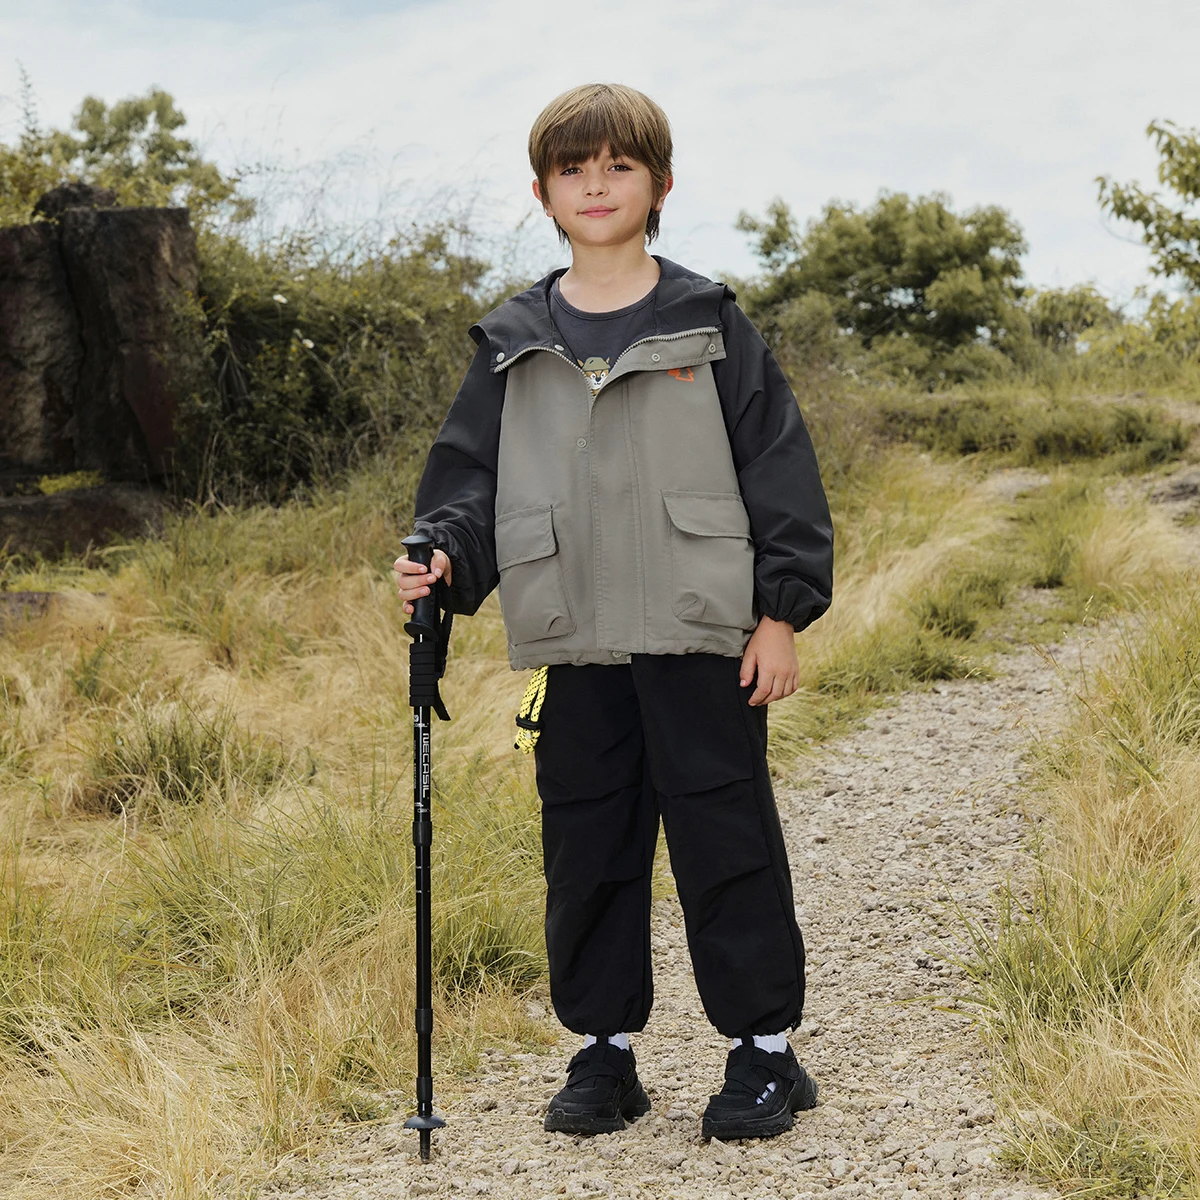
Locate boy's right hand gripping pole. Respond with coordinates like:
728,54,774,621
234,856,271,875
400,533,450,1161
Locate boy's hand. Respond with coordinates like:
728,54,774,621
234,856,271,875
740,615,799,706
393,549,453,614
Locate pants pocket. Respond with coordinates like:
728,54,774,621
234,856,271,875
495,504,577,644
663,490,756,629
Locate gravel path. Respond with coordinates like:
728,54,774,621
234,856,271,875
272,620,1099,1200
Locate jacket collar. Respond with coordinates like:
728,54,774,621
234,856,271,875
470,255,732,371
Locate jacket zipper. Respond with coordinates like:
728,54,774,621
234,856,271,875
604,326,720,382
493,326,720,395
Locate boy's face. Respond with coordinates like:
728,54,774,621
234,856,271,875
533,143,671,249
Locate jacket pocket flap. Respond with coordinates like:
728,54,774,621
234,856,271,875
495,505,557,570
663,491,751,539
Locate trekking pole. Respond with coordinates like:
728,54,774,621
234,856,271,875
400,533,451,1161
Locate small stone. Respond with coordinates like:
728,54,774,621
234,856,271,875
830,1157,849,1178
475,1096,498,1112
502,1158,520,1176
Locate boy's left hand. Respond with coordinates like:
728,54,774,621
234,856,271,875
740,615,799,706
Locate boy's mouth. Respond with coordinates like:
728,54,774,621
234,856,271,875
580,206,616,217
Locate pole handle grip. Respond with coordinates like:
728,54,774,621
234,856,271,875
401,533,438,639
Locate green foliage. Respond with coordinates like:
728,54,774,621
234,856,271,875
1026,285,1120,349
1099,120,1200,291
816,628,981,694
737,191,1028,380
0,76,249,228
883,394,1187,471
1144,291,1200,358
81,700,288,819
915,565,1011,640
175,226,491,500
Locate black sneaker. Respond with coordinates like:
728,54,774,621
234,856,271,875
543,1038,652,1135
701,1042,819,1141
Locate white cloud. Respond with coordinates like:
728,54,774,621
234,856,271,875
1,0,1196,300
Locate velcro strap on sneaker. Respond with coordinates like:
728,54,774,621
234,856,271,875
566,1044,628,1084
721,1046,800,1097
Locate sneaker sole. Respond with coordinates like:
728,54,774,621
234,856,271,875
702,1073,819,1142
543,1083,651,1136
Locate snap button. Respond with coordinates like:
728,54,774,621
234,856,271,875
707,343,717,353
651,353,661,362
554,344,564,351
496,351,505,361
611,650,623,658
576,438,587,448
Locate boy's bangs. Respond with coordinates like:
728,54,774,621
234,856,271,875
542,105,650,173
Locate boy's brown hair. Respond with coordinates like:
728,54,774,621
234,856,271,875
529,83,673,245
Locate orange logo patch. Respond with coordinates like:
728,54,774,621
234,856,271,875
667,367,694,382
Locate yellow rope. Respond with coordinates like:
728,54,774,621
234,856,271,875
514,665,549,753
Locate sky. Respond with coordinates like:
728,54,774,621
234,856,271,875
1,0,1196,303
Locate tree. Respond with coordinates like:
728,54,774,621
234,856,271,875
736,192,1027,365
1098,120,1200,292
1026,285,1119,349
0,74,252,227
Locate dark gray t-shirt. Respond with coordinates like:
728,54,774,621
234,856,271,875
550,277,657,397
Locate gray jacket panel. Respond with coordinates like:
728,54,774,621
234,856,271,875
494,332,752,668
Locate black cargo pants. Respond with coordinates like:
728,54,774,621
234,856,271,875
532,653,805,1040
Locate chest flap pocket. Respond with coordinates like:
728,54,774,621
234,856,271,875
495,505,577,644
663,491,755,630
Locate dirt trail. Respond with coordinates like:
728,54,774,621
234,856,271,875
269,618,1105,1200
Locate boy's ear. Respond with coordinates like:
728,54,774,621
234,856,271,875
654,176,674,212
532,177,552,217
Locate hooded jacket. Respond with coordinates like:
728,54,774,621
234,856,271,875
413,256,833,670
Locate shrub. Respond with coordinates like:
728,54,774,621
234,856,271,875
882,394,1187,469
173,225,493,501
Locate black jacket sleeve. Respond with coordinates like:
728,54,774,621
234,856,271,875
412,337,504,616
710,296,834,632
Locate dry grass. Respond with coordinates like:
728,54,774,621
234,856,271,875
0,392,1191,1195
964,573,1200,1197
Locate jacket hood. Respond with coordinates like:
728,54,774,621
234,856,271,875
470,256,734,369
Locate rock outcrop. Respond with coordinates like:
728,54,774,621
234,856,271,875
0,188,198,487
0,187,197,554
0,483,166,558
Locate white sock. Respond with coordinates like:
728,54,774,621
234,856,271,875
583,1033,630,1051
732,1032,789,1054
731,1032,788,1103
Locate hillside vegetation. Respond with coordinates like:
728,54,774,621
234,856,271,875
2,85,1200,1196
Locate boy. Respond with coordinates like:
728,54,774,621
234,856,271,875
394,83,833,1142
